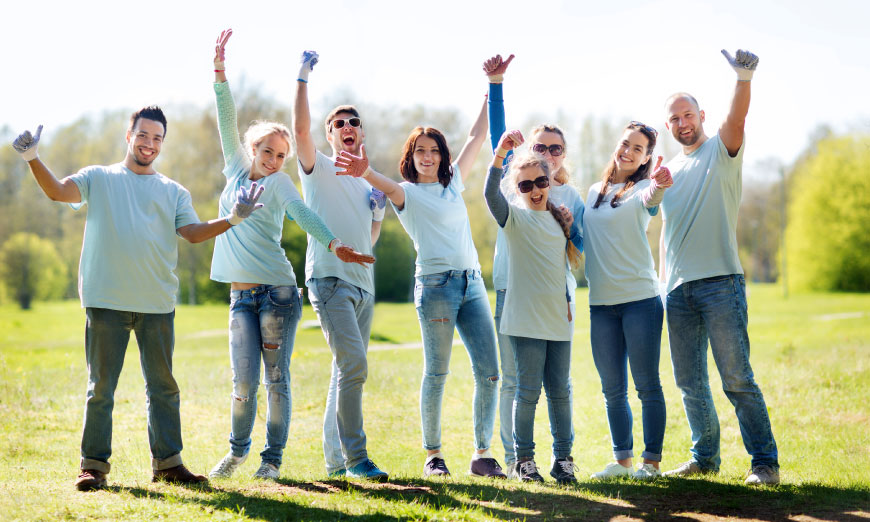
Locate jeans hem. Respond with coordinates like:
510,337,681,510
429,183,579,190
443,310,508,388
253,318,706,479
80,457,111,474
152,453,183,471
640,451,662,462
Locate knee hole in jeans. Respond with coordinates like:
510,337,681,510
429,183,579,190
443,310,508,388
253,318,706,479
429,317,449,323
263,343,279,350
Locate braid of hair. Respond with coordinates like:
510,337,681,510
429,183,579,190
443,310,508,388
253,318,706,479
593,166,616,209
546,200,583,270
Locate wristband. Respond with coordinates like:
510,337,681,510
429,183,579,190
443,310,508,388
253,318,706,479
362,167,372,178
488,74,504,83
297,78,308,83
495,147,509,158
214,69,225,73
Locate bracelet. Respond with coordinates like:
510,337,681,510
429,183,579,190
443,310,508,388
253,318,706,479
297,78,308,83
362,167,372,178
214,69,225,72
495,155,506,160
495,147,509,158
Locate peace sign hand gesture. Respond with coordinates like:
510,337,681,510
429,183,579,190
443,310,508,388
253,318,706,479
227,181,265,225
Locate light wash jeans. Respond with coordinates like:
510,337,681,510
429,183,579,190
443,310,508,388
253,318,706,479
225,285,302,468
589,296,666,462
511,335,574,461
308,277,374,472
415,270,499,451
493,289,517,466
667,274,778,470
81,308,183,473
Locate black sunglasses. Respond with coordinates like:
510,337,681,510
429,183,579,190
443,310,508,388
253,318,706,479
331,117,362,129
517,175,550,193
531,143,564,157
629,120,658,137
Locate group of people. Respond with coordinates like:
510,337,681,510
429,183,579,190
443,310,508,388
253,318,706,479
11,28,779,491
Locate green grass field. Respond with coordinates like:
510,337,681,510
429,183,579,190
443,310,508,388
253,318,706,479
1,284,868,521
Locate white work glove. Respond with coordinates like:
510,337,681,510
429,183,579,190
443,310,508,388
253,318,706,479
721,49,759,82
370,188,387,221
298,50,319,83
12,125,43,161
227,182,265,226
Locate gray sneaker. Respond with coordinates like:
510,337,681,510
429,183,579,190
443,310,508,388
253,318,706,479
209,452,247,479
470,457,507,478
663,460,717,477
423,457,450,477
745,465,780,485
253,462,280,480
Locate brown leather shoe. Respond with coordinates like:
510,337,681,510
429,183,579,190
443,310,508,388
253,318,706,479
75,469,107,491
152,464,208,485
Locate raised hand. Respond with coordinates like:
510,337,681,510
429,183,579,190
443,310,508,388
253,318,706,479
370,187,387,220
650,156,673,188
298,50,319,82
558,204,574,229
334,144,370,178
721,49,759,81
227,181,265,225
329,239,376,266
214,28,232,70
496,129,524,157
12,125,43,161
483,54,515,80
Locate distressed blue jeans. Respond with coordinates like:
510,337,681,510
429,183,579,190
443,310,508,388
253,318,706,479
590,296,666,462
493,289,517,466
225,285,302,468
415,270,499,451
81,308,183,473
667,274,778,470
309,277,374,472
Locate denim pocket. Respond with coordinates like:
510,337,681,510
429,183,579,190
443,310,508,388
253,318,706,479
267,285,296,308
419,271,450,288
310,277,339,304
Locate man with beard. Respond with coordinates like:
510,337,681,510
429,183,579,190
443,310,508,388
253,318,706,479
293,51,388,481
659,50,779,485
12,106,263,490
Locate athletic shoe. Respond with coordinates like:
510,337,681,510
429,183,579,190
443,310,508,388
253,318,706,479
745,465,780,485
75,469,107,491
423,457,451,477
327,468,346,478
550,456,579,484
662,460,717,477
253,462,280,480
590,462,633,479
505,461,518,480
152,464,208,485
470,457,507,478
347,459,389,482
514,460,545,483
633,463,662,480
209,452,247,479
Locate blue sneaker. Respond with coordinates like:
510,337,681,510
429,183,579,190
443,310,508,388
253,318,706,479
347,459,389,482
327,468,346,478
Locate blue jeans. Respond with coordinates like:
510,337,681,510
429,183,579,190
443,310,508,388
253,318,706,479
590,296,666,462
81,308,183,473
667,274,778,470
493,289,517,465
308,277,374,472
415,270,499,451
226,285,302,468
511,335,574,461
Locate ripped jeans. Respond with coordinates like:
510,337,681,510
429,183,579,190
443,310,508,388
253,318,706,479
415,270,499,451
226,285,302,467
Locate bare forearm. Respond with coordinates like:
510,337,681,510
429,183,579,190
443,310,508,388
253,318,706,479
456,96,489,178
721,80,751,155
177,219,232,243
371,220,382,245
293,81,316,171
29,159,81,203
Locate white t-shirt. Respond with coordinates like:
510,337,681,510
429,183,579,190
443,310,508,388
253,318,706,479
661,134,744,294
393,163,481,277
68,163,200,313
584,180,659,306
299,151,376,295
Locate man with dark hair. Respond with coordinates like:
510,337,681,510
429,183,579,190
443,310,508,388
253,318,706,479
11,106,263,491
659,50,780,485
293,51,388,481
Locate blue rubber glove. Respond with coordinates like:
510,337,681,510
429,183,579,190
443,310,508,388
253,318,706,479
227,182,265,225
370,188,387,221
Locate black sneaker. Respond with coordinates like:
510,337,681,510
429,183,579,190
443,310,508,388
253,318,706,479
423,457,450,477
514,459,544,482
469,457,507,478
550,456,578,484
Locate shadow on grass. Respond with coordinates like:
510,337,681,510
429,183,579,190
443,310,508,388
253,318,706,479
105,476,870,521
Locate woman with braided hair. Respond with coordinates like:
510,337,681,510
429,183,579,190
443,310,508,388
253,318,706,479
484,130,582,484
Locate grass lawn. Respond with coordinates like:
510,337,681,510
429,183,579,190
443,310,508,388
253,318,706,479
1,283,868,520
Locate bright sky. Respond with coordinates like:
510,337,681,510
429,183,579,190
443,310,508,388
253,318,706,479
3,0,868,174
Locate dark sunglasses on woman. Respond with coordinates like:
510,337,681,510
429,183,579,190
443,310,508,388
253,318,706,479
517,175,550,193
531,143,564,157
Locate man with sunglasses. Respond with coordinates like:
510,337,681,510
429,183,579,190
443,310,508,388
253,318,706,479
293,50,388,481
659,49,779,485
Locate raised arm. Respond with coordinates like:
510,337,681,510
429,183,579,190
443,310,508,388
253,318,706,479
12,126,81,203
334,145,407,209
641,156,674,209
293,51,319,174
485,130,523,227
484,54,514,157
455,94,489,182
213,29,242,164
719,49,758,157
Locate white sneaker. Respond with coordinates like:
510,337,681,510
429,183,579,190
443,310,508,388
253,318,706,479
505,462,518,480
745,465,779,485
209,452,247,478
253,462,280,480
633,463,662,480
590,462,633,479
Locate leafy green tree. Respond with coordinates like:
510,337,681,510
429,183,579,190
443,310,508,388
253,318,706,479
373,216,416,302
785,134,870,292
0,233,67,309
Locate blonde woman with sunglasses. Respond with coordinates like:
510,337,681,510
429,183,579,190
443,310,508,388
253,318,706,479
584,121,673,480
484,130,583,484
